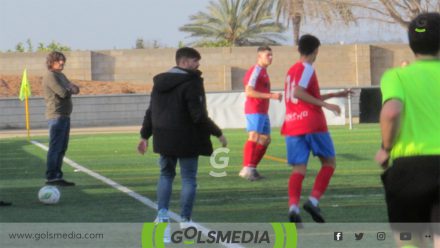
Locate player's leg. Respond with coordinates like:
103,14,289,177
285,135,310,224
242,131,259,168
55,117,74,185
46,118,61,182
383,156,439,248
251,115,271,168
240,114,265,180
288,165,307,224
46,117,74,186
240,131,259,180
156,155,177,243
156,155,177,216
179,156,199,222
242,114,259,168
303,132,336,223
250,134,270,179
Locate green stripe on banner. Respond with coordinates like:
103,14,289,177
141,223,155,248
271,223,284,248
154,223,167,248
283,223,297,248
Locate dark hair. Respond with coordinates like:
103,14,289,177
408,12,440,55
257,46,272,52
46,51,66,69
298,34,321,56
175,47,201,64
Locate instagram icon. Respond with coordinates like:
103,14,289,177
377,232,386,241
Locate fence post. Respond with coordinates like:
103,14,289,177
348,91,353,130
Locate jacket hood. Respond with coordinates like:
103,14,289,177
153,67,202,92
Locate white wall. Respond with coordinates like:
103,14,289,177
0,90,352,130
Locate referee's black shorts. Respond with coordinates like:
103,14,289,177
381,155,440,232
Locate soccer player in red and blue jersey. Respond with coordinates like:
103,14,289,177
239,46,282,181
282,35,352,223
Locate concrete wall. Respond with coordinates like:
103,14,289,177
0,51,92,80
0,44,414,91
0,94,149,129
374,44,414,67
369,44,414,85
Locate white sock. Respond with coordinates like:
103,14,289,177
308,196,319,207
289,204,300,214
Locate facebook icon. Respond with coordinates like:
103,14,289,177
334,232,343,241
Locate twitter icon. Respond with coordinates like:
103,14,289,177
355,233,364,241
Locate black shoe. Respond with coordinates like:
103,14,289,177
46,179,75,187
288,210,304,228
0,201,12,206
303,200,325,223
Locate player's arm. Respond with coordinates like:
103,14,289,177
55,73,80,95
380,99,402,150
185,81,209,124
375,70,404,168
293,86,341,115
375,99,402,168
47,73,72,98
138,98,153,155
245,86,282,101
206,117,227,147
185,82,228,147
321,89,354,101
68,83,80,95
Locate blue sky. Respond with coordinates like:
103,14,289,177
0,0,407,51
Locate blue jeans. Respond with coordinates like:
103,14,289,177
46,116,70,180
157,155,198,219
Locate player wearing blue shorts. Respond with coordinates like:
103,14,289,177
282,34,352,224
240,46,282,181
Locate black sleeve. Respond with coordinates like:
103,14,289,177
140,96,153,139
184,80,223,137
184,80,207,124
206,117,223,137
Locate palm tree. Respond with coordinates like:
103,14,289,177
179,0,286,47
273,0,356,45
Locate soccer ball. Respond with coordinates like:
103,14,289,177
38,186,60,204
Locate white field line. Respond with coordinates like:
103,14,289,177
31,140,244,248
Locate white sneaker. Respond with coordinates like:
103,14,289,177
180,217,195,230
155,209,171,243
238,167,252,178
239,167,264,181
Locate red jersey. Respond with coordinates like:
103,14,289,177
281,61,328,136
243,65,271,114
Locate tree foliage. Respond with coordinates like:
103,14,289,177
12,39,70,52
37,41,71,52
134,38,165,49
347,0,440,27
273,0,357,45
180,0,286,47
15,42,25,52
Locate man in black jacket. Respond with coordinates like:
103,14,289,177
138,47,227,228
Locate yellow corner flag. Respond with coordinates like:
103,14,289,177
19,69,32,101
19,69,32,140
